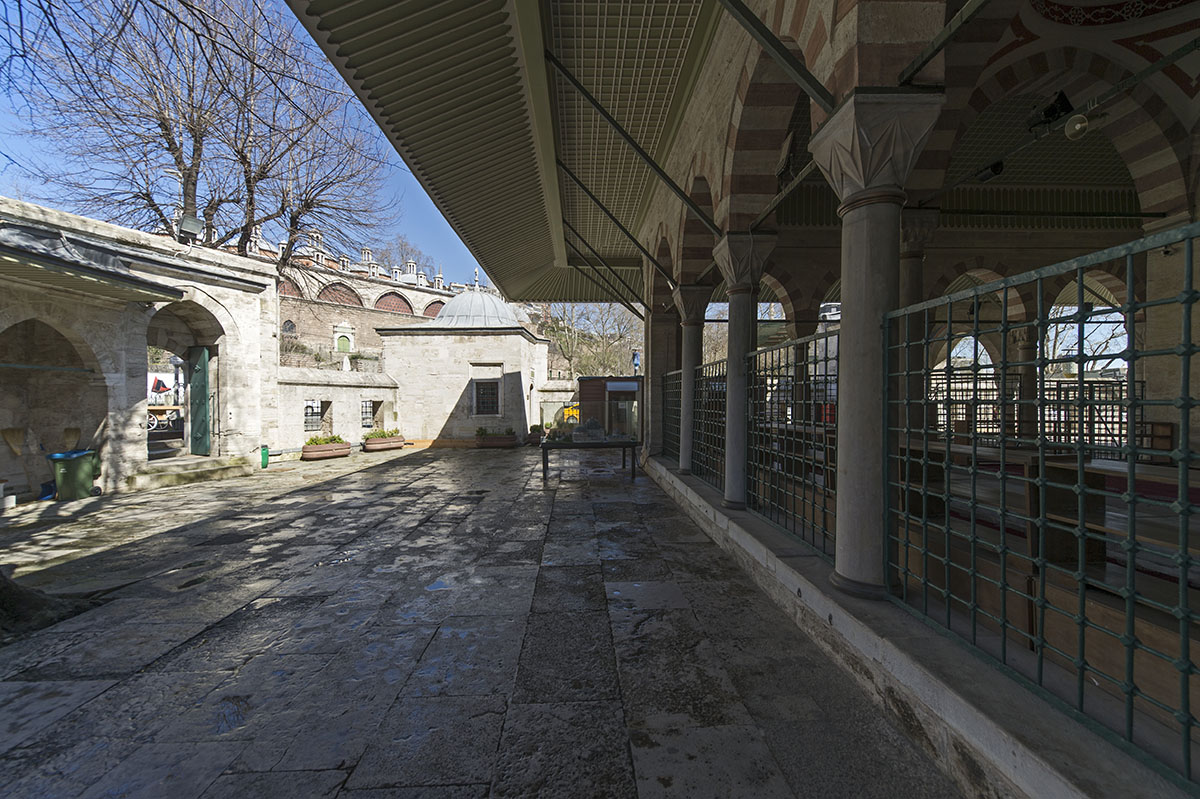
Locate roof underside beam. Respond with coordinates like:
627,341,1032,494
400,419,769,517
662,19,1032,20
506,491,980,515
564,219,647,308
557,160,678,292
714,0,834,113
546,49,721,238
563,238,644,319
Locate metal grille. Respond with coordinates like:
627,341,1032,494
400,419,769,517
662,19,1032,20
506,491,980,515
885,223,1200,784
747,330,838,558
691,359,726,492
304,400,320,432
361,400,375,429
662,369,681,461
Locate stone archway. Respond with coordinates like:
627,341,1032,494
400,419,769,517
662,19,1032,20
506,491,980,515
146,301,226,458
0,318,108,496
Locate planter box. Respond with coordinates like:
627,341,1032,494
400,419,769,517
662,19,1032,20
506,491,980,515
475,435,519,449
301,442,351,460
362,435,406,452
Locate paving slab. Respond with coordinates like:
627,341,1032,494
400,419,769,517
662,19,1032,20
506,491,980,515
0,448,962,798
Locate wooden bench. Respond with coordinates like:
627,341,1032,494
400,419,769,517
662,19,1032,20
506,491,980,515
541,439,639,480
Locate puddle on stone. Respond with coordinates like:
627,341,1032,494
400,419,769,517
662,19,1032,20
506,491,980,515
425,579,451,591
177,576,209,589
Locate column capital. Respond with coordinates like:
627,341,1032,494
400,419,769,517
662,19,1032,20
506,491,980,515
672,283,711,326
713,232,777,293
900,208,939,257
808,92,944,208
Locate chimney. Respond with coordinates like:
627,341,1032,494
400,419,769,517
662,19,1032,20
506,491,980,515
435,267,444,290
309,231,325,265
391,268,401,281
404,258,417,275
417,272,428,287
361,246,372,264
338,255,349,270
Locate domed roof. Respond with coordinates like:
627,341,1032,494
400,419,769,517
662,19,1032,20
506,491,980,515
346,262,370,274
433,289,520,328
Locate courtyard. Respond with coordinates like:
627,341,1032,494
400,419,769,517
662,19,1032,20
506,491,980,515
0,449,959,798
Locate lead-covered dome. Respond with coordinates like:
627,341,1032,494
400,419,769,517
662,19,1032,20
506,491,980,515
433,289,520,328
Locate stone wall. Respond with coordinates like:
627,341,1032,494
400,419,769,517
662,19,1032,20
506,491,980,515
276,367,398,451
279,295,426,352
382,328,548,441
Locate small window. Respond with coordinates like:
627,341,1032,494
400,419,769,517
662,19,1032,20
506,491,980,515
282,320,297,337
361,399,375,428
336,335,351,352
474,381,499,415
304,399,320,432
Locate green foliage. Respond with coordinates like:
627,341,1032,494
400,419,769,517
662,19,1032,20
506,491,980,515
304,434,345,446
475,427,490,437
504,427,514,435
363,428,400,440
529,424,543,434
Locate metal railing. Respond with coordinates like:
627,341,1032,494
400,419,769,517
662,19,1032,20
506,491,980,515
884,222,1200,784
692,359,727,492
747,330,839,558
662,370,681,461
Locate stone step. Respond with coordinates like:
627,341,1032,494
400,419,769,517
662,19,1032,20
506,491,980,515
126,457,254,491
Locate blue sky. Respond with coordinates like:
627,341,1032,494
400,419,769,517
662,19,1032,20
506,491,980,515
0,95,488,287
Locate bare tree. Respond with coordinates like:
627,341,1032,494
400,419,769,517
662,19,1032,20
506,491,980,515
536,303,643,378
4,0,394,270
377,233,436,273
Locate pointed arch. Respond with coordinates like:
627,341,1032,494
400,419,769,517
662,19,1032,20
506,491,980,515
374,292,414,314
317,283,363,306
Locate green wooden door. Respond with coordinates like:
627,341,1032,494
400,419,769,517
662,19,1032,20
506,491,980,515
188,346,210,455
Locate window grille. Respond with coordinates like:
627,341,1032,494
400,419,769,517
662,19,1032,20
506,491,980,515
475,381,499,415
662,370,681,461
884,222,1200,784
304,400,320,432
691,359,726,492
361,400,375,428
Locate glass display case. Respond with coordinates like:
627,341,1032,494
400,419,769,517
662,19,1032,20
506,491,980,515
538,397,640,443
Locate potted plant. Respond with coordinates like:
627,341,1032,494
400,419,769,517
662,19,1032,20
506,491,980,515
301,434,350,460
362,428,406,452
475,426,520,448
528,424,543,445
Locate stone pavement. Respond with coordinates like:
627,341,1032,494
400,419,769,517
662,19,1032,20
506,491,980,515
0,449,962,798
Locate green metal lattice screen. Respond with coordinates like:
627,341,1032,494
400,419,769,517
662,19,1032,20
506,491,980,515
663,370,681,461
884,222,1200,785
692,359,726,492
747,330,838,558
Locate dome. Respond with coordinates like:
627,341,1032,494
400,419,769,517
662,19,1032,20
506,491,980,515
346,262,370,274
399,273,419,284
433,290,520,328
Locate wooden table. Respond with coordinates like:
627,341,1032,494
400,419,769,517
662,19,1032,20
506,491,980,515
541,439,639,480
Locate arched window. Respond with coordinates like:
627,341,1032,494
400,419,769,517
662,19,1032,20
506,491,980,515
336,335,351,352
423,300,445,318
281,320,297,337
374,292,414,314
317,283,363,306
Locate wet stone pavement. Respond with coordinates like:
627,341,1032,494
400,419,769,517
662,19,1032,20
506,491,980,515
0,449,962,798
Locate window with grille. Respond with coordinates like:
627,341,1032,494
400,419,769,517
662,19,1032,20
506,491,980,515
474,381,499,415
304,400,320,432
361,400,376,428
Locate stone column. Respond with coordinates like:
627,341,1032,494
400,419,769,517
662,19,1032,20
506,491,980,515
644,306,680,456
1014,329,1039,443
713,233,777,508
809,91,943,597
673,284,709,474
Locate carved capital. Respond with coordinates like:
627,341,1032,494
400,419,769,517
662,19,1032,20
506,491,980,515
808,92,944,206
672,284,711,326
713,232,777,293
900,208,939,257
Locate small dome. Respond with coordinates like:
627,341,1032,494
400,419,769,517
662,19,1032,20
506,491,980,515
399,273,419,284
346,262,370,274
434,290,520,328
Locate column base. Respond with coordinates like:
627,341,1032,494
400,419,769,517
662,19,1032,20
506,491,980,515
677,467,691,475
829,571,890,601
721,498,745,511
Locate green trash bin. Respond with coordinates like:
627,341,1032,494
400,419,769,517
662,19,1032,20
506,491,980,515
46,450,99,501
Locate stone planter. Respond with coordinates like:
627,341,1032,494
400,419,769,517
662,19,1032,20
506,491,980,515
475,434,519,449
301,442,351,461
362,435,406,452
